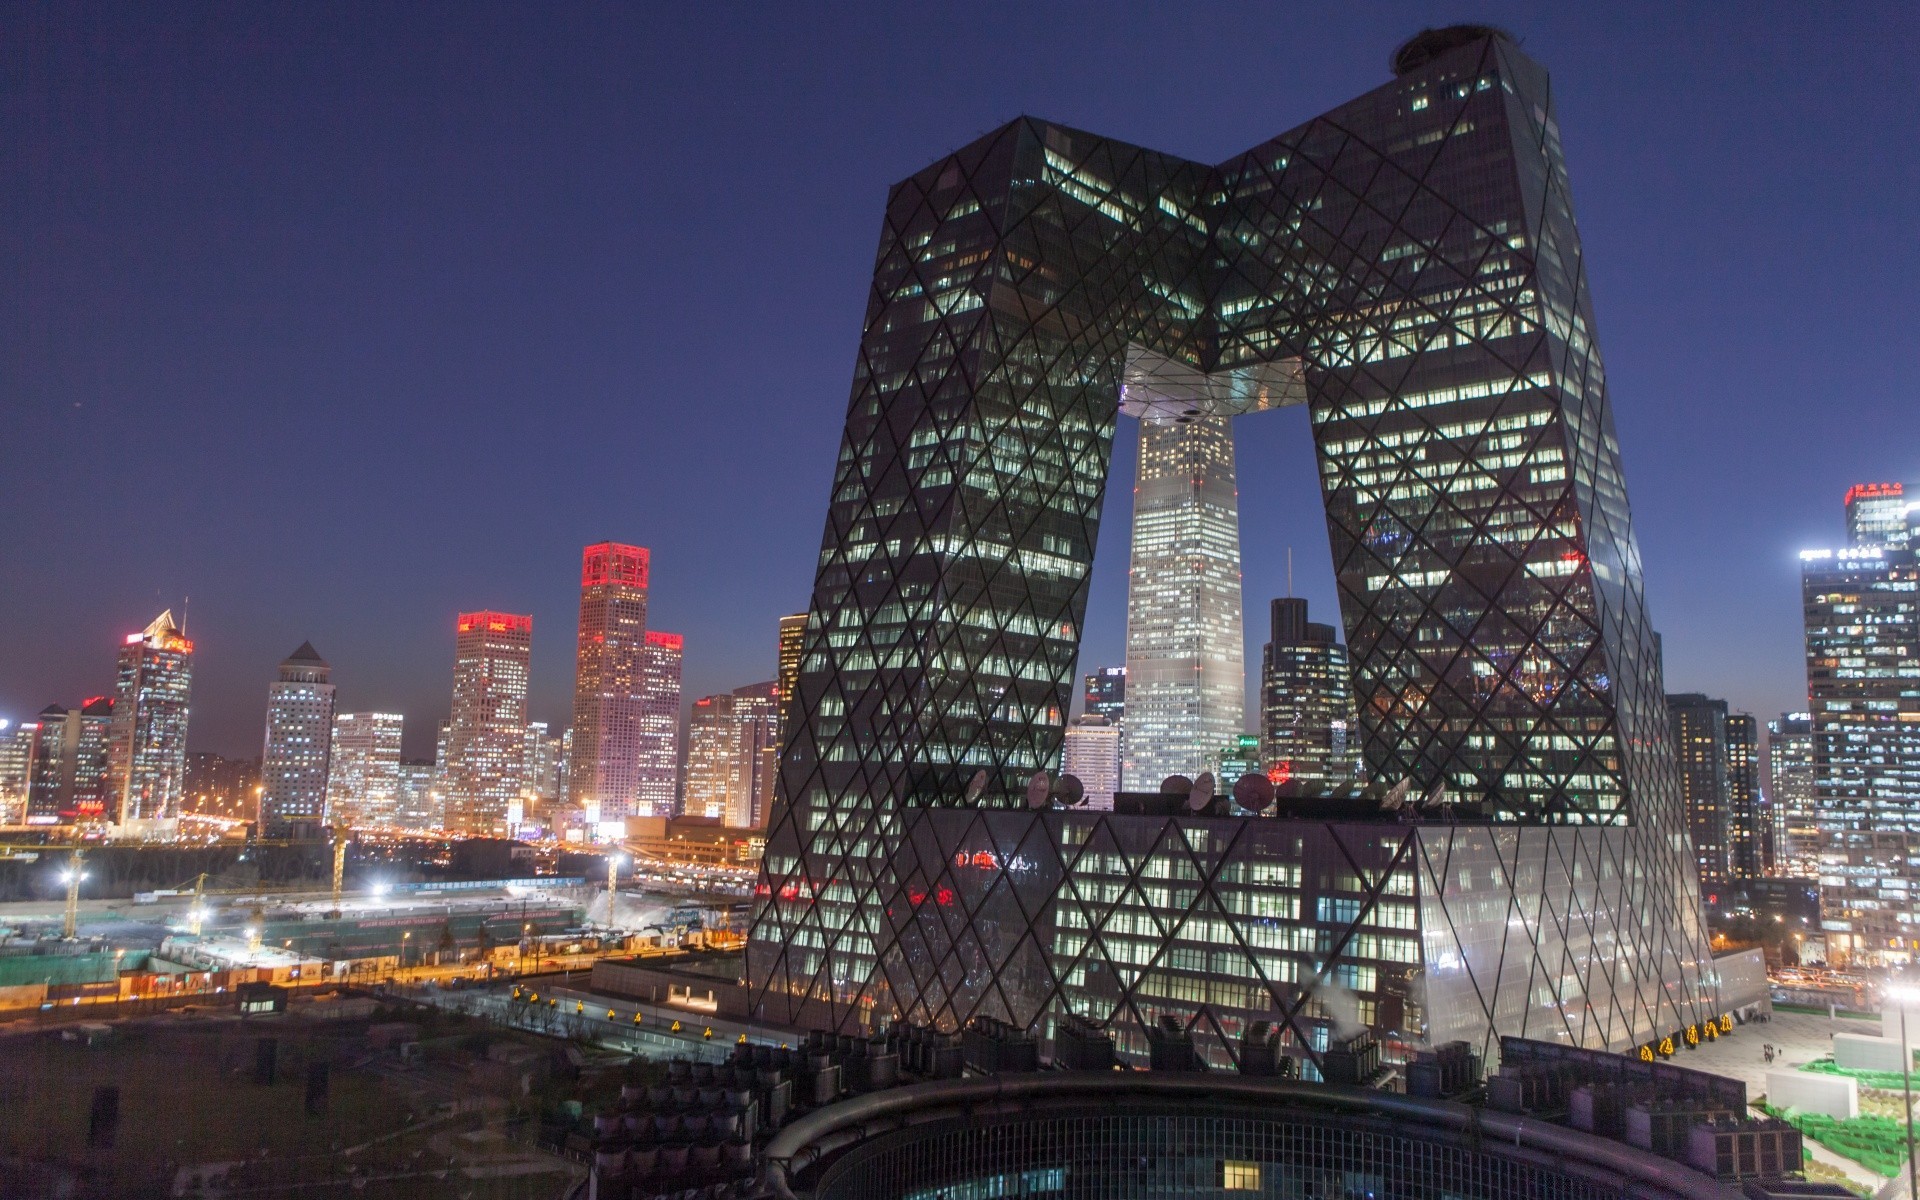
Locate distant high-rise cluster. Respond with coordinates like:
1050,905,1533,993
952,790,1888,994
686,683,778,828
260,642,335,839
23,699,115,823
443,611,533,835
1800,482,1920,963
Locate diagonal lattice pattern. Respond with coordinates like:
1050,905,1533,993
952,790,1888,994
747,30,1713,1055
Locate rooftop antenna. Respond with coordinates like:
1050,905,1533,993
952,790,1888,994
181,595,189,636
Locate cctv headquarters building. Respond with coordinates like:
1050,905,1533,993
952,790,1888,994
746,27,1722,1074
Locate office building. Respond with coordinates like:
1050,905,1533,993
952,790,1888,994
393,759,439,830
568,542,651,819
750,27,1714,1065
1260,598,1360,790
184,751,261,821
522,720,564,817
326,712,403,829
1802,483,1920,964
107,610,194,827
1667,694,1731,888
1083,667,1126,725
1725,713,1765,879
23,699,115,824
1766,713,1817,877
687,683,778,829
0,721,30,823
259,642,336,839
637,631,684,817
1124,417,1245,788
1060,714,1121,809
1211,733,1264,790
777,613,807,746
443,611,532,835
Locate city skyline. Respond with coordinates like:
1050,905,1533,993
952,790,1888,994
5,4,1917,763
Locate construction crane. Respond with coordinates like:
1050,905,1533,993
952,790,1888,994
62,848,86,939
187,872,207,936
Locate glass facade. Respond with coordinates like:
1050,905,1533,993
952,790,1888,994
108,610,193,827
1802,486,1920,965
1766,713,1816,877
1125,416,1246,788
260,642,336,837
327,711,404,829
750,28,1711,1056
568,542,651,819
444,610,532,835
636,631,684,818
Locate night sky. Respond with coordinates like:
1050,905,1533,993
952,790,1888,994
4,2,1916,760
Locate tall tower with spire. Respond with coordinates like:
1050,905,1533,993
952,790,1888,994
261,642,336,839
107,610,194,828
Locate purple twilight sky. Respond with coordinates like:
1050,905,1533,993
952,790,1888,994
4,1,1917,759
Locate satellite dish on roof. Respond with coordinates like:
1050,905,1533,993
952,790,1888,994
1055,773,1086,807
1187,772,1216,813
1159,774,1194,796
1025,771,1053,809
1233,772,1275,812
964,769,989,804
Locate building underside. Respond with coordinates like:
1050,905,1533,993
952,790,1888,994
747,28,1715,1063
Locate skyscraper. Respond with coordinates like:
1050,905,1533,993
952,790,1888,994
108,610,193,827
1123,418,1244,788
1802,484,1920,964
444,611,532,836
686,683,779,828
1667,694,1731,888
776,613,807,747
1260,598,1360,790
522,720,564,818
751,27,1713,1061
24,698,114,824
1060,714,1121,809
1766,713,1817,876
1082,667,1126,725
637,631,684,817
393,759,439,830
0,721,31,823
1725,712,1765,880
326,712,403,830
568,542,651,820
260,643,336,839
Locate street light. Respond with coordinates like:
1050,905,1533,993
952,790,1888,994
1887,982,1920,1200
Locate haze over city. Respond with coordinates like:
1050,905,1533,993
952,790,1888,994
6,2,1916,759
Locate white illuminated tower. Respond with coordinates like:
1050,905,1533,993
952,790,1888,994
636,630,684,817
1122,417,1245,788
445,611,532,835
260,642,336,839
327,711,403,829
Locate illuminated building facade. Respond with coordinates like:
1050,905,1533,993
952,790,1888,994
1125,417,1246,788
568,542,651,819
0,722,30,823
777,613,807,747
1725,712,1765,880
327,711,403,829
1260,598,1360,790
522,720,564,817
1802,484,1920,965
1060,714,1121,808
108,610,194,827
637,631,684,818
393,760,439,830
24,698,115,824
1766,713,1817,876
1667,694,1730,888
688,683,779,829
750,27,1713,1063
1083,666,1126,724
444,611,532,835
260,642,336,839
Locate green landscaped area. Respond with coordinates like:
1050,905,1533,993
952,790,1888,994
1764,1104,1911,1180
1801,1057,1920,1092
0,1014,582,1198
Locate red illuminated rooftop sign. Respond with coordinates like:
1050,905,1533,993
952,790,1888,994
1845,482,1904,505
582,541,650,589
645,630,683,650
457,611,532,635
